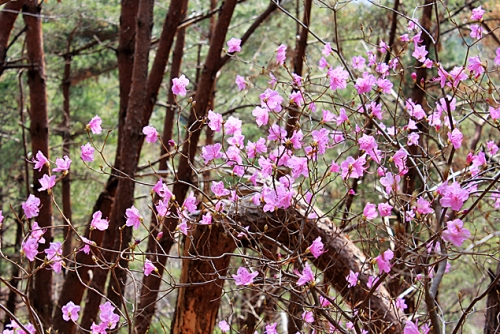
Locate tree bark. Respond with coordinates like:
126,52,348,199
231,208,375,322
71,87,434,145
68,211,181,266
484,265,500,334
0,0,23,77
53,0,138,331
23,0,53,326
231,196,402,333
170,224,236,334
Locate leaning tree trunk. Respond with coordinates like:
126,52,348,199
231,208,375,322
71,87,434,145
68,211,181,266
0,0,23,77
484,264,500,334
23,0,53,326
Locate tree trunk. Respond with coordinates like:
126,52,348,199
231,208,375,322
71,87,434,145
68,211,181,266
231,196,403,333
0,0,23,77
484,265,500,334
170,224,236,333
53,0,138,331
23,0,53,326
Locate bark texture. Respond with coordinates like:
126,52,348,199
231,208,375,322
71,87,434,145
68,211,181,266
23,0,53,326
0,0,23,76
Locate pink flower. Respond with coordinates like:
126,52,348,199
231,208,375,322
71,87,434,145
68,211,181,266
252,106,269,127
396,297,407,311
202,143,223,164
468,56,484,78
470,24,482,39
376,249,394,274
33,150,49,171
415,197,434,214
22,194,40,219
495,48,500,66
265,323,278,334
52,156,72,173
246,138,267,159
45,241,63,273
62,301,81,322
276,44,287,65
143,259,157,276
211,181,230,197
328,66,349,91
442,219,471,247
81,143,95,162
235,75,246,91
88,115,102,134
392,149,408,174
296,262,315,286
440,182,469,211
378,202,393,217
99,301,120,329
471,6,485,21
289,91,303,106
320,295,332,307
260,89,283,112
38,174,56,192
318,56,329,70
200,212,212,225
233,266,259,286
336,107,348,125
125,205,143,229
142,125,159,143
352,55,365,70
227,37,241,53
219,320,230,333
224,116,242,135
207,110,223,132
363,202,378,220
346,270,359,288
412,44,428,62
406,98,426,120
322,42,332,56
0,210,3,226
286,156,308,178
183,192,197,212
302,310,314,323
358,134,377,152
172,74,189,96
354,72,376,94
22,236,39,261
404,320,420,334
307,237,325,258
408,132,419,146
377,78,393,94
341,155,366,179
367,275,380,289
178,221,189,235
91,211,109,231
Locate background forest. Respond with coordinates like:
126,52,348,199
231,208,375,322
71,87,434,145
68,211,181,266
1,0,500,333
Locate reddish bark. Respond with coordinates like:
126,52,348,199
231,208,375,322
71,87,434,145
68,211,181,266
484,265,500,334
170,224,236,333
23,0,53,326
52,0,138,331
0,0,23,77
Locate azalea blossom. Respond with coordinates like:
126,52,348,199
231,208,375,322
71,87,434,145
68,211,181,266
442,219,471,247
227,37,241,53
307,237,325,258
21,195,39,223
440,182,469,211
81,143,95,162
376,249,394,274
88,115,102,134
363,202,378,220
296,262,315,286
62,301,81,322
211,181,230,197
302,310,314,323
235,75,246,91
91,210,109,231
33,150,49,171
448,128,463,149
142,126,159,143
233,266,259,286
471,6,485,21
378,202,393,217
172,74,189,96
201,143,224,164
219,320,230,333
125,205,143,229
143,259,157,276
265,322,278,334
346,270,359,288
38,174,56,192
53,155,72,173
276,44,287,65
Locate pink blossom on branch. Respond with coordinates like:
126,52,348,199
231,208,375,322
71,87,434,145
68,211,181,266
33,150,49,171
172,74,189,96
363,202,378,220
125,205,143,229
233,266,259,286
302,310,314,323
307,237,325,258
38,174,56,192
52,155,72,173
470,6,485,21
376,249,394,274
296,262,315,286
442,219,471,247
22,194,40,219
346,270,359,288
276,44,287,65
143,259,157,276
62,301,81,322
219,320,230,333
142,125,159,143
447,128,463,149
80,143,95,162
91,210,109,231
235,75,246,91
439,182,469,211
226,37,241,53
87,115,102,134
